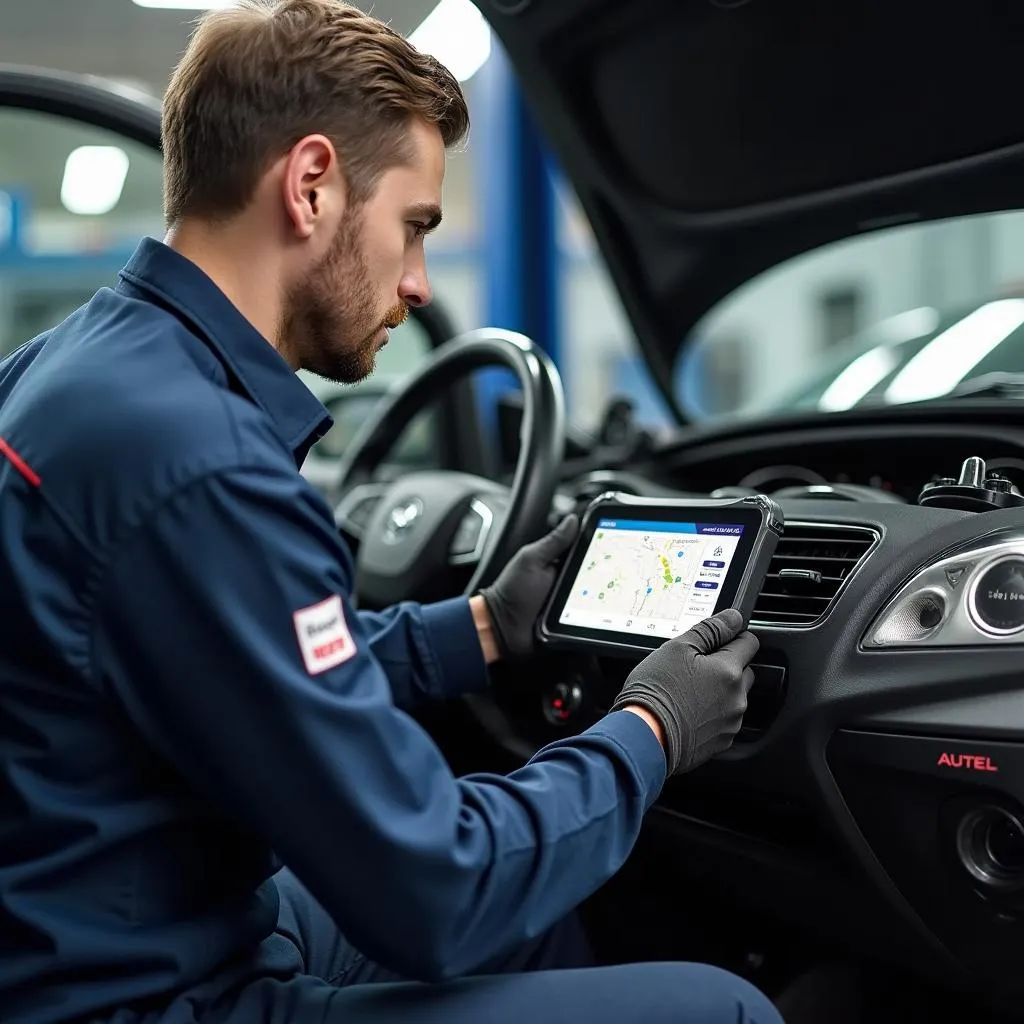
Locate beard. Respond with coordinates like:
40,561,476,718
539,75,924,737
279,210,407,384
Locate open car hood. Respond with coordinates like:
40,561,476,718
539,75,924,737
479,0,1024,417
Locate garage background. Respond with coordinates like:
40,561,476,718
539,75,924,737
4,0,1024,433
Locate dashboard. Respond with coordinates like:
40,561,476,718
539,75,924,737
484,401,1024,1013
657,418,1024,503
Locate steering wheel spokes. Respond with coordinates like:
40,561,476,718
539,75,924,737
336,480,507,572
352,472,510,607
331,329,565,609
334,481,392,540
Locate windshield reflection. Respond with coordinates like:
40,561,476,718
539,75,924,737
677,209,1024,420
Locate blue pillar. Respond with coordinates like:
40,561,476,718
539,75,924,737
471,42,561,430
0,189,27,256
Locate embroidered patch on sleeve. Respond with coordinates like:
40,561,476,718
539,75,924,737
293,594,356,675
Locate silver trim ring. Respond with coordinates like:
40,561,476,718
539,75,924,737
967,553,1024,637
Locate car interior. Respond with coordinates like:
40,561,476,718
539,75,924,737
9,0,1024,1019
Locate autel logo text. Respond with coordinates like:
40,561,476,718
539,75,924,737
937,752,999,772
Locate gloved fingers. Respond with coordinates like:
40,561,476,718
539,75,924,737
679,608,744,655
532,513,579,564
712,726,742,758
740,665,756,696
715,630,761,675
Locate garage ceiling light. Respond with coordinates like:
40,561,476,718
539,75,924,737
61,147,130,216
409,0,491,83
884,299,1024,404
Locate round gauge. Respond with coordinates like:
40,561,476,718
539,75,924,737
969,557,1024,635
737,465,828,492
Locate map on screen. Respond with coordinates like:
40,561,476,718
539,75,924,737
558,518,744,639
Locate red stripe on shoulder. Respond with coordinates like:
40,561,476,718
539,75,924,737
0,437,41,487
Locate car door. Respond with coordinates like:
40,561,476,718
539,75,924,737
0,64,484,506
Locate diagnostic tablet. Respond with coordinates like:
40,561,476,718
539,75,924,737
538,492,783,657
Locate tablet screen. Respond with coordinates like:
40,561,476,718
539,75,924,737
557,517,745,639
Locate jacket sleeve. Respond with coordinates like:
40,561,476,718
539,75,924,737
89,463,666,983
355,600,491,708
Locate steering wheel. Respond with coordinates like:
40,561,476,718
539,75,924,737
332,328,566,610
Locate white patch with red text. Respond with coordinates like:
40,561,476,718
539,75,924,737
293,594,356,675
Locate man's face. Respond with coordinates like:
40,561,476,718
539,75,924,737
282,119,445,384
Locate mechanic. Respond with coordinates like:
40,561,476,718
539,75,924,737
0,2,782,1023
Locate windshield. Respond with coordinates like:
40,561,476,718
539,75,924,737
677,209,1024,420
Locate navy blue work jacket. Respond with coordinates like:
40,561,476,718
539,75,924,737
0,238,665,1023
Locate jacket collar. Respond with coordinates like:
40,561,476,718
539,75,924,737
117,237,332,464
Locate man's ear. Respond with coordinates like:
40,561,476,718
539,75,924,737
280,134,344,240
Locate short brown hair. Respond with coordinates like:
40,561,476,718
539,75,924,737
161,0,470,225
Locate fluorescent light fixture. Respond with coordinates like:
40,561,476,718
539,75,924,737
818,346,900,412
60,147,130,216
884,299,1024,405
409,0,492,83
133,0,235,8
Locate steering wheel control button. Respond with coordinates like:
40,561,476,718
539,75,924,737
544,681,583,725
970,557,1024,635
449,500,494,565
450,516,483,556
956,805,1024,892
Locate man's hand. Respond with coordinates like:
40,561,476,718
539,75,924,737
611,609,759,775
477,515,579,660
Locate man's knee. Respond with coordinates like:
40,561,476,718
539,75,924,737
611,961,784,1024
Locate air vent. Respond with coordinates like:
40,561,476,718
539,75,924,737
752,523,878,626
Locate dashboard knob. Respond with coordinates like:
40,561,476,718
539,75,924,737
958,457,987,488
985,475,1014,494
544,680,584,725
919,459,1024,511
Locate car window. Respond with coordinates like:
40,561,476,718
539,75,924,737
0,104,438,469
678,210,1024,421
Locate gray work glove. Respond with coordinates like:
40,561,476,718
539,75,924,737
610,609,759,775
479,514,579,659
